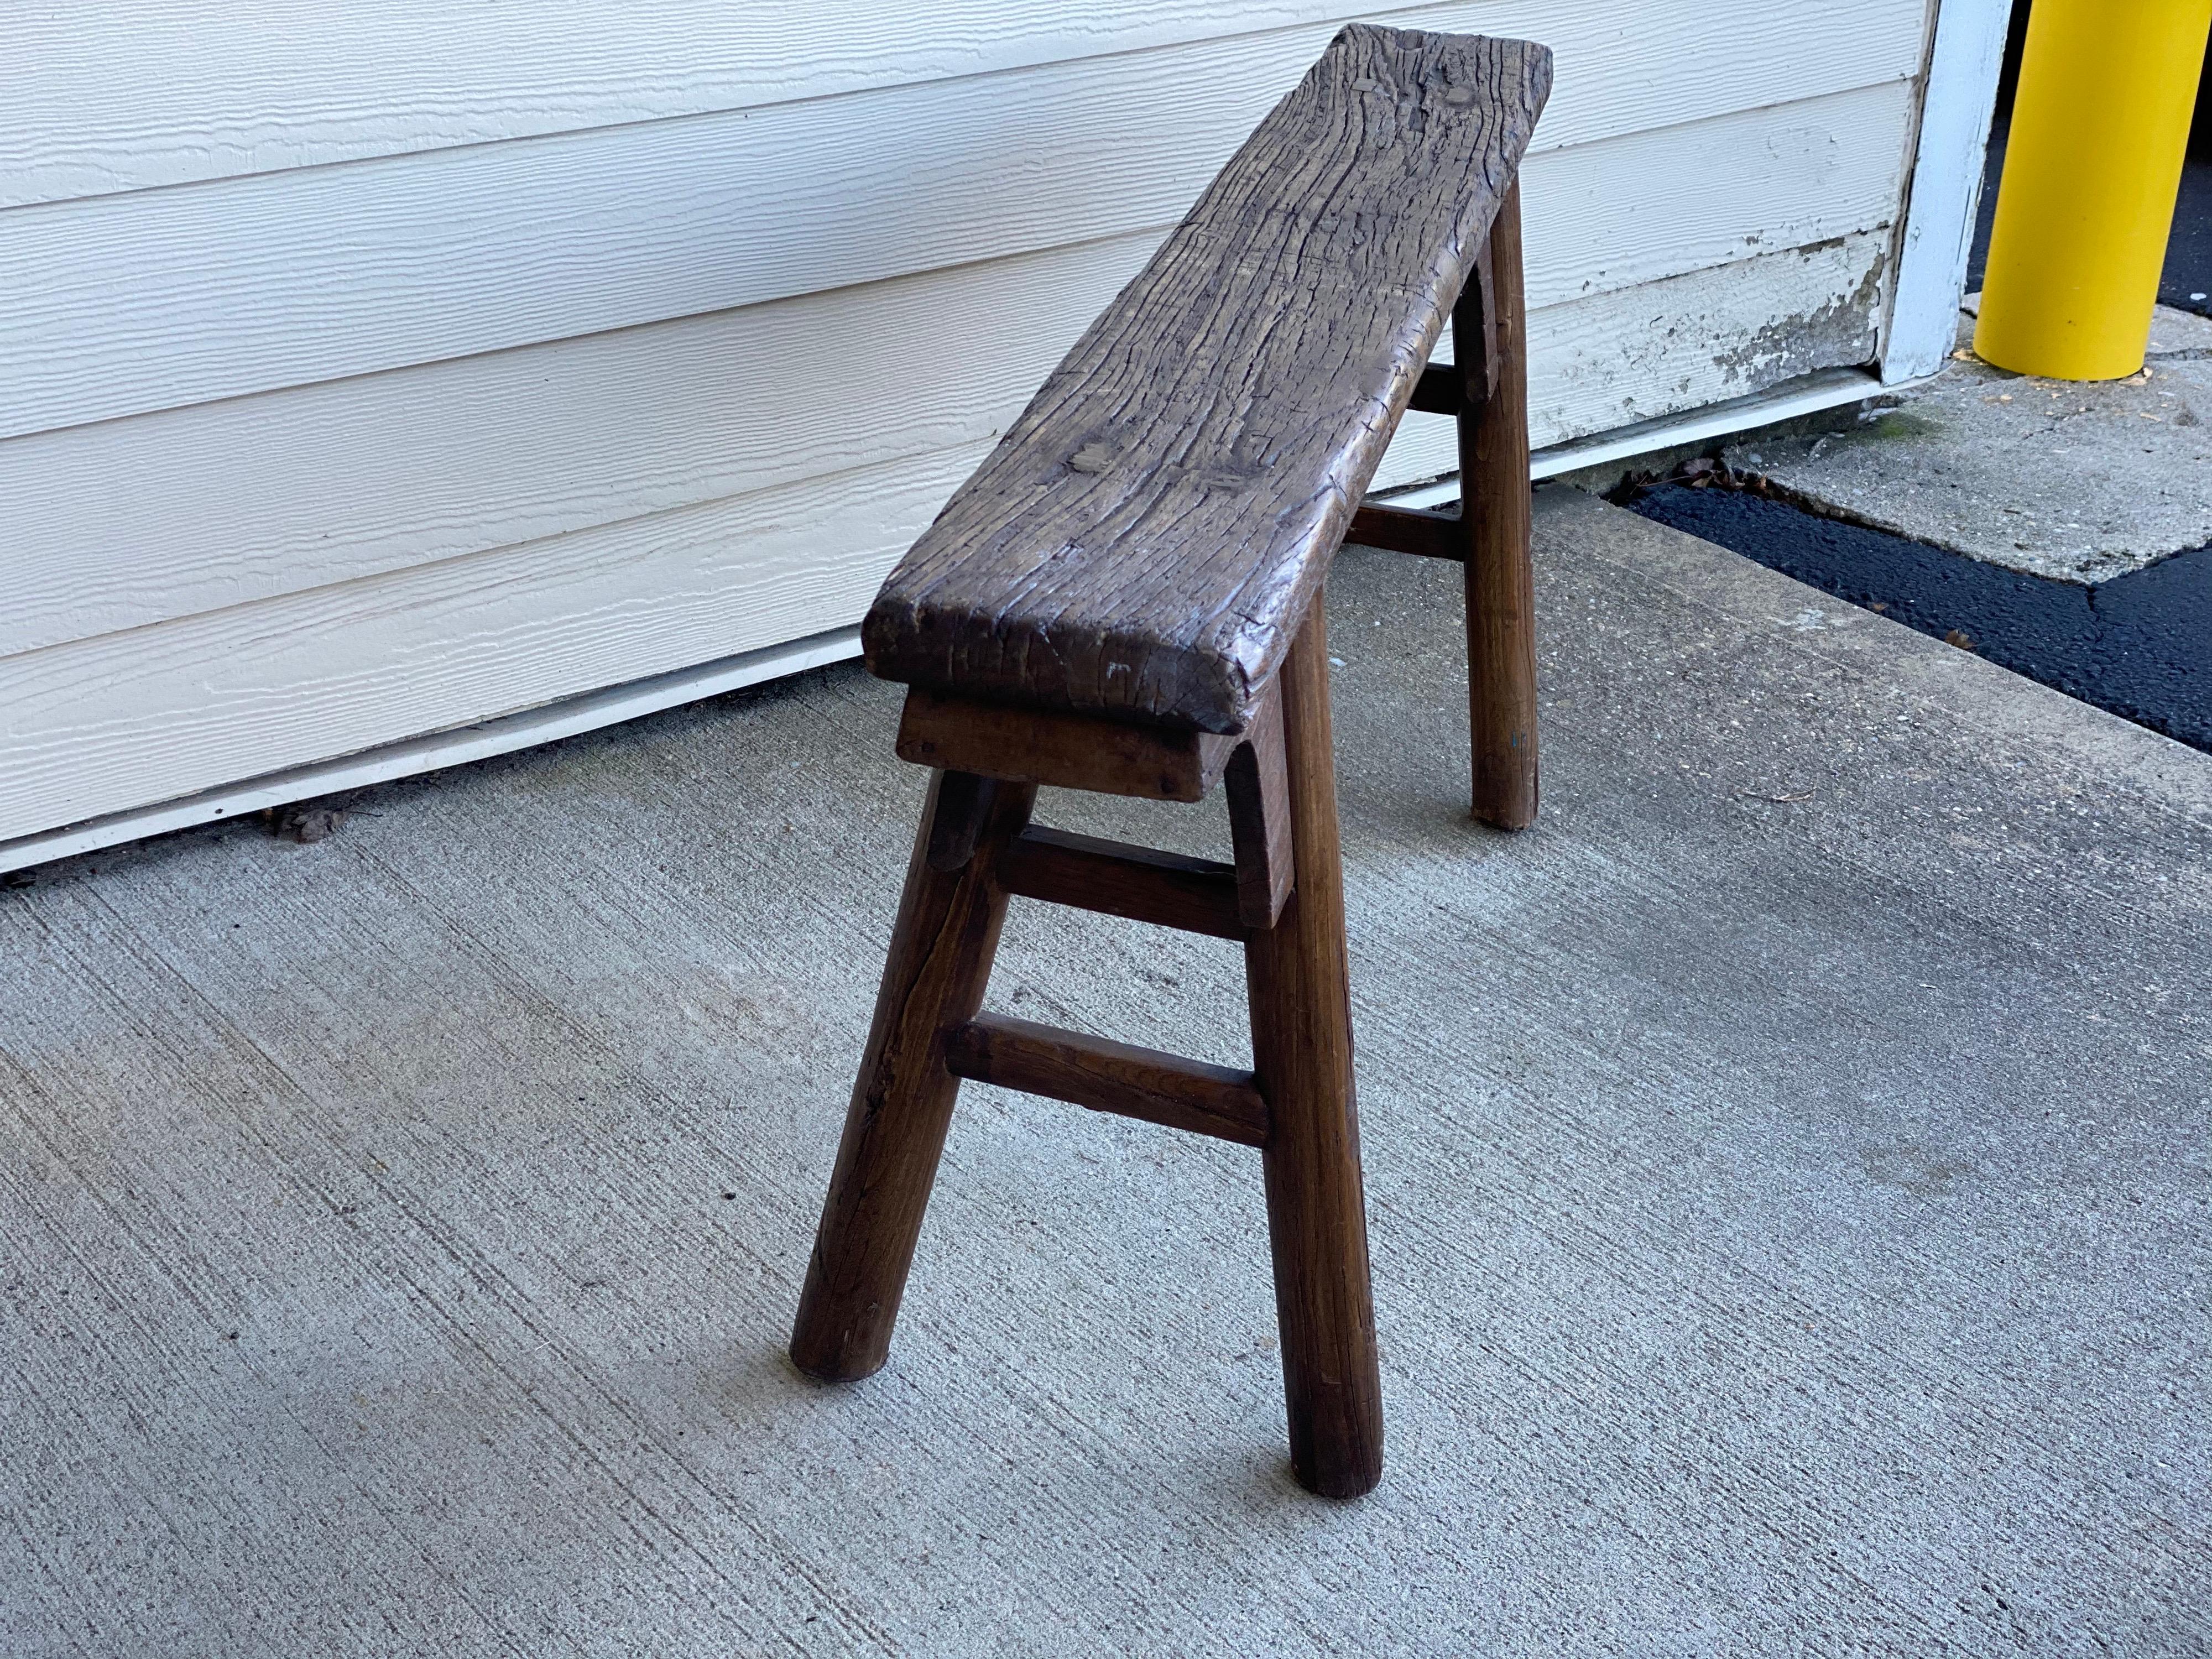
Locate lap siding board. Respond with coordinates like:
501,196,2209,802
863,25,1551,735
1,3,1947,859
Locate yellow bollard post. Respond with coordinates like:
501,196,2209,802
1975,0,2212,380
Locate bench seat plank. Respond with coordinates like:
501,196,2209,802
862,24,1551,734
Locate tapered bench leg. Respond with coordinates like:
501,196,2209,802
790,770,1037,1381
1460,181,1540,831
1244,606,1385,1498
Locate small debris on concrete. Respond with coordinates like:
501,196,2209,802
260,796,353,844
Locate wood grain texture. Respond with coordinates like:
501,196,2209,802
945,1014,1270,1147
1224,687,1295,931
998,827,1245,941
790,773,1039,1381
3,0,1923,210
1241,606,1382,1498
896,693,1235,803
864,26,1552,734
1461,184,1540,830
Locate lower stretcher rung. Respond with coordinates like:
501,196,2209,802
946,1013,1270,1147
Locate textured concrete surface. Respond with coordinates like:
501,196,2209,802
1730,306,2212,582
1630,483,2212,753
4,492,2209,1656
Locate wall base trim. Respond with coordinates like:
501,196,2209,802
0,626,862,877
1379,364,1927,509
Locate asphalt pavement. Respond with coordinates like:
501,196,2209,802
1630,482,2212,753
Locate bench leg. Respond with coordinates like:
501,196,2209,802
1244,605,1385,1498
1460,180,1540,831
790,770,1037,1381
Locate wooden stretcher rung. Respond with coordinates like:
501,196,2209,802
1348,501,1465,562
945,1013,1271,1147
1407,360,1464,416
998,825,1245,940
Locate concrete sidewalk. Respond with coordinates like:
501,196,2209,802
1732,304,2212,583
4,492,2208,1657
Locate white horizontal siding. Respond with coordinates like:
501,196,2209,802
1525,82,1910,305
1,234,1155,659
2,0,1362,207
1378,232,1895,488
2,19,1921,439
0,446,986,844
4,79,1913,660
0,233,1897,842
0,0,1938,851
5,0,1924,208
1526,235,1892,445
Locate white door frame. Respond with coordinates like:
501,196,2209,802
1884,0,2012,381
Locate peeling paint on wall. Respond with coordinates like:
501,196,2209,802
1522,231,1891,448
1715,252,1886,383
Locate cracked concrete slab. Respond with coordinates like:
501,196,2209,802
3,493,2208,1656
1728,304,2212,582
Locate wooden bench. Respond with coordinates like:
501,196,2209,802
789,24,1552,1499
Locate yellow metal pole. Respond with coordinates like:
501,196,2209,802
1975,0,2212,380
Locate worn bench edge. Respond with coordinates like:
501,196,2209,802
862,25,1554,735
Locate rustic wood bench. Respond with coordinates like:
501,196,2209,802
789,23,1552,1499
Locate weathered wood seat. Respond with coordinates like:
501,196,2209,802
867,25,1551,743
791,23,1552,1500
